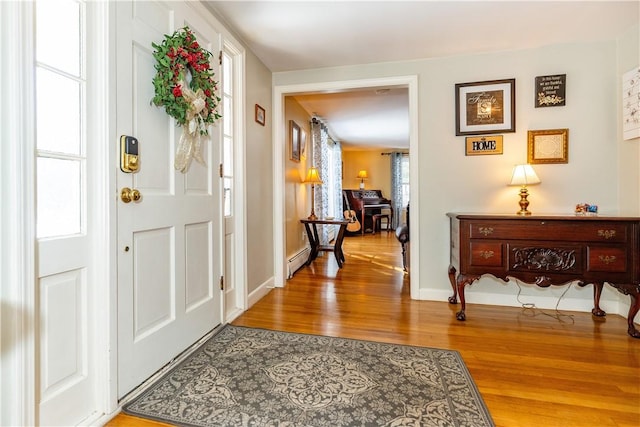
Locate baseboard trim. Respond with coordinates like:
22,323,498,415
247,276,274,309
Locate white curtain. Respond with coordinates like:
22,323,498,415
311,118,343,243
390,152,404,228
331,140,343,219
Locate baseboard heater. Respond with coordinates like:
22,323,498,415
287,247,310,278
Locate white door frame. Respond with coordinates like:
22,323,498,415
272,76,420,298
1,2,37,425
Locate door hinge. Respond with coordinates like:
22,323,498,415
219,163,223,178
220,276,224,290
219,51,222,66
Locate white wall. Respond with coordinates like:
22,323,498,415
274,37,640,319
617,24,640,215
245,50,274,294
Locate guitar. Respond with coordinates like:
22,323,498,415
343,210,361,232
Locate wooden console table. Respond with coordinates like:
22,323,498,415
301,219,349,268
447,213,640,338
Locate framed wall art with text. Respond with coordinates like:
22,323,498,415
455,79,515,136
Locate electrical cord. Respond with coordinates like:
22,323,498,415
514,280,575,324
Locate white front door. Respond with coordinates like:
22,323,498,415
115,1,223,398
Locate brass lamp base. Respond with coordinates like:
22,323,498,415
308,184,318,220
516,186,532,216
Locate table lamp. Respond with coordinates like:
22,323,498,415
509,164,541,216
304,166,323,220
357,170,368,189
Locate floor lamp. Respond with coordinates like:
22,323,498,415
304,166,323,220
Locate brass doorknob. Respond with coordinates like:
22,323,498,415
121,187,142,203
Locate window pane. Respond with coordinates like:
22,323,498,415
223,178,232,217
37,158,82,238
223,96,232,134
36,67,81,154
36,0,81,76
222,53,232,95
223,135,233,175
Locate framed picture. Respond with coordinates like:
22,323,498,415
622,66,640,140
527,129,568,164
255,104,265,126
465,135,503,156
300,129,307,160
535,74,566,107
455,79,516,136
289,120,300,162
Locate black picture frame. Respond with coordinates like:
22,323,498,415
455,79,516,136
535,74,566,108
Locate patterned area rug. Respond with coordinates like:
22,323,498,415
123,325,494,426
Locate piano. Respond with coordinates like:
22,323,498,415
342,189,394,235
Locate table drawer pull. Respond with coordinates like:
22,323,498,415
598,229,616,239
479,250,495,259
478,227,493,236
599,255,616,264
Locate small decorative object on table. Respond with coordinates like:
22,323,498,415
575,203,598,216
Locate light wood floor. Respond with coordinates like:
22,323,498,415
106,231,640,427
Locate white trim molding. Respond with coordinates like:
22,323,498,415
0,1,37,425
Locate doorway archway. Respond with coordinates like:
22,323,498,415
273,75,420,299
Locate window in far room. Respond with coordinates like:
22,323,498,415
400,153,409,208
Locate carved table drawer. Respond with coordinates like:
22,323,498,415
508,244,583,274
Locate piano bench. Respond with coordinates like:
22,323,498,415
372,214,390,234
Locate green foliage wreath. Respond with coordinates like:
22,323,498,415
151,27,221,135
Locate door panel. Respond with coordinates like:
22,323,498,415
185,222,213,309
38,268,91,425
116,1,222,398
132,228,174,341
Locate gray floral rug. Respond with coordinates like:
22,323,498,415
123,325,494,426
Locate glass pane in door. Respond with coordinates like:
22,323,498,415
37,157,82,238
36,68,82,155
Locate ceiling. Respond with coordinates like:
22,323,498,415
206,1,639,149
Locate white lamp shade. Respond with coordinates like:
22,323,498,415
509,164,541,186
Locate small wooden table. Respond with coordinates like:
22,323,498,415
300,218,349,268
447,213,640,338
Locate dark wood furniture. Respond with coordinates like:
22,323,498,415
342,189,393,235
395,203,410,272
372,213,390,234
301,218,349,268
447,213,640,338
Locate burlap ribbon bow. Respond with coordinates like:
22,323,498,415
174,81,208,173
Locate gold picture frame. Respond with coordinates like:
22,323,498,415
289,120,301,162
465,135,503,156
527,128,568,164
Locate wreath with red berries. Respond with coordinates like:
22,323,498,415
151,27,221,135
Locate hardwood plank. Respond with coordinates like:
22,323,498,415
105,232,640,427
